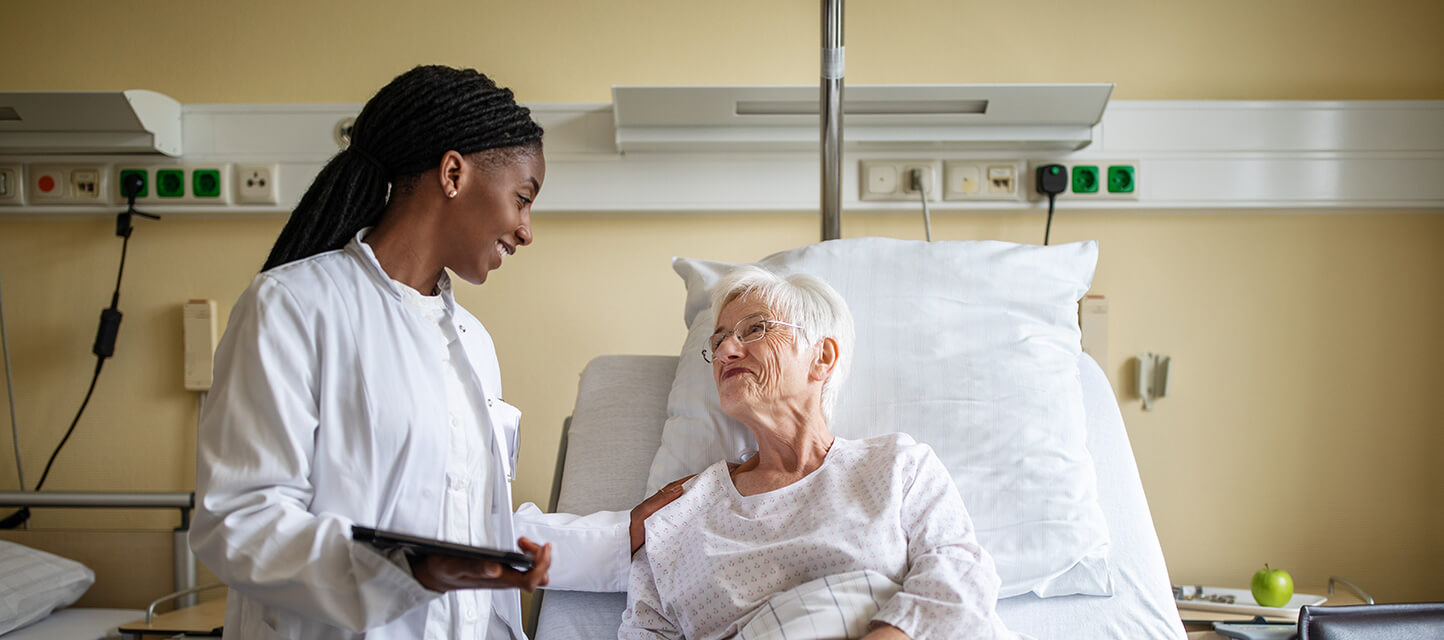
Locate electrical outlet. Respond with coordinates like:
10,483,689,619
858,160,940,201
70,169,102,200
899,164,935,197
1028,160,1139,201
1072,165,1099,194
156,168,185,198
192,169,222,198
986,165,1017,196
1107,165,1136,194
117,167,151,201
235,163,279,205
942,161,1024,201
0,164,22,205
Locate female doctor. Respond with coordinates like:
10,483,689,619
190,66,684,640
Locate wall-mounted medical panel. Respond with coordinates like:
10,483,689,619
0,100,1441,216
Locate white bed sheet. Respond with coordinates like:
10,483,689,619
535,354,1185,639
1,608,142,640
993,355,1185,639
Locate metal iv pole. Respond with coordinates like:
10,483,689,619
821,0,844,241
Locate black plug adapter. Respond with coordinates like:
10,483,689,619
1036,164,1068,196
1036,165,1067,246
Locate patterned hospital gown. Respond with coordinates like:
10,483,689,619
619,433,1017,640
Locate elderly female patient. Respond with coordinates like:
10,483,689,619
620,267,1017,640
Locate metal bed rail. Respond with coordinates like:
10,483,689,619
0,490,199,606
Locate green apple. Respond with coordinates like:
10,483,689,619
1251,564,1294,607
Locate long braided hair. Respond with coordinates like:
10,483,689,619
262,65,544,271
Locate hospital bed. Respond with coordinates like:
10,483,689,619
0,492,221,639
534,352,1187,639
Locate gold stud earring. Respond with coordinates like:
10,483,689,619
448,190,457,199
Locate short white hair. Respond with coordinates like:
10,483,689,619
708,266,854,422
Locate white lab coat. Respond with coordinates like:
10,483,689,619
191,233,631,640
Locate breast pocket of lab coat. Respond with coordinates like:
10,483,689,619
487,398,522,483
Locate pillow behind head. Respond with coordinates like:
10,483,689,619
647,237,1112,598
0,540,95,634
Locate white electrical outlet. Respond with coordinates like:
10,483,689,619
859,160,940,201
234,163,279,205
0,164,21,205
943,160,1024,201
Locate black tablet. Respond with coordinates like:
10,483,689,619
351,525,535,572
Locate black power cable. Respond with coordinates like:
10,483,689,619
1,174,157,529
1036,164,1068,246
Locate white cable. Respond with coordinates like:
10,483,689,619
912,169,933,242
0,275,24,491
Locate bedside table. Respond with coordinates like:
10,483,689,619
1179,577,1371,639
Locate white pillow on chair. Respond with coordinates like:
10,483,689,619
646,237,1112,598
0,540,96,635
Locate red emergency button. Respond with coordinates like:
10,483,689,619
38,175,56,193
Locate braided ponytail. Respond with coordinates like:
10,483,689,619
262,65,544,271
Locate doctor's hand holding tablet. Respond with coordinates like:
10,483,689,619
189,65,686,639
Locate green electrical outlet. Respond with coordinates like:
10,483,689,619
1107,165,1136,193
157,169,185,198
193,169,222,198
119,169,148,198
1072,165,1099,193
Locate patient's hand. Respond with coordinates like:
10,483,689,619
408,536,552,593
630,475,693,554
862,623,911,640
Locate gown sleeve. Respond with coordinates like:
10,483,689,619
513,503,632,592
871,446,1016,640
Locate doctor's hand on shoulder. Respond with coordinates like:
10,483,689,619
409,537,552,594
629,475,693,554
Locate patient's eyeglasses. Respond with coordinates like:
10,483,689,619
701,313,804,363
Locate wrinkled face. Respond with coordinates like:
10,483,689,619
445,147,546,284
711,294,816,419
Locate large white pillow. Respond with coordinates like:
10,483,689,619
0,540,95,635
646,238,1112,598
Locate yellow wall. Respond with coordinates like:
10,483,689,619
2,0,1442,604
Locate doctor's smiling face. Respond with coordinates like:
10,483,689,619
440,144,546,284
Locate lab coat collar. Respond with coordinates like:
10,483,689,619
346,228,458,317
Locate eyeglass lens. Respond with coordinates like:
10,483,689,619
709,314,771,353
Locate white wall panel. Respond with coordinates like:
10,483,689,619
2,100,1441,216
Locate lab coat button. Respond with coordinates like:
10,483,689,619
464,606,476,621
